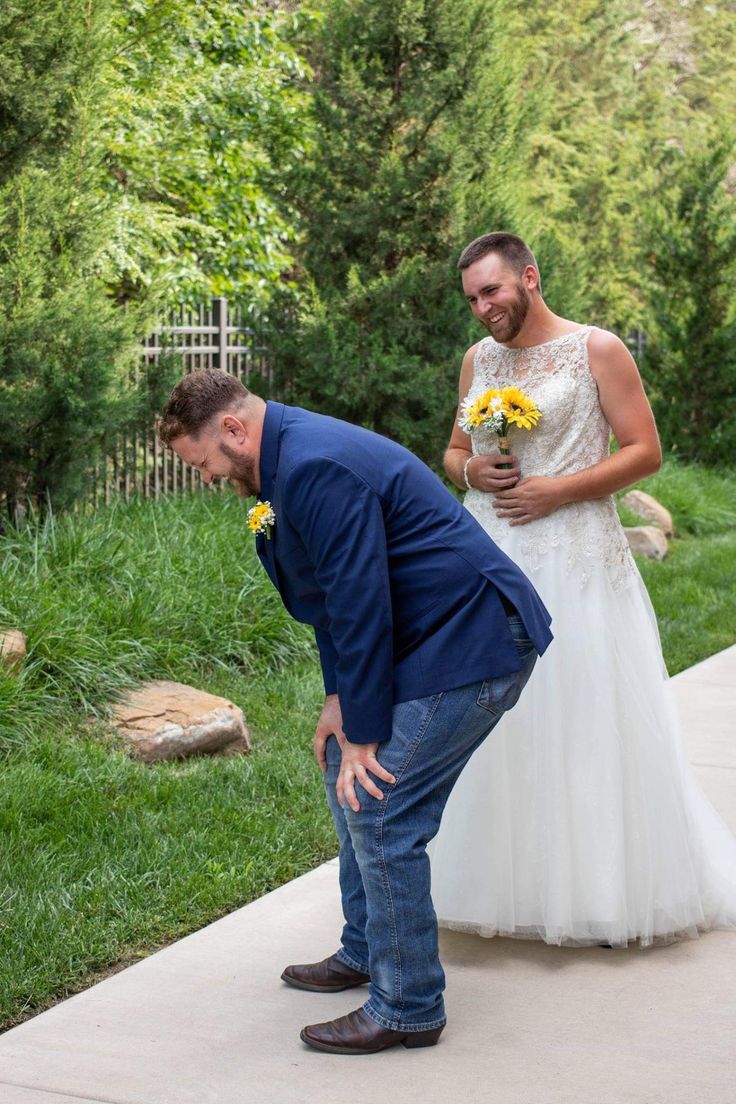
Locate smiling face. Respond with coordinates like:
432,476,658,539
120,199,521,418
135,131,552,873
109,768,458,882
461,252,537,344
171,413,260,498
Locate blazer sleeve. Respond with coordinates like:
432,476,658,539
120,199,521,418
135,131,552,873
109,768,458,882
314,628,338,695
283,458,394,746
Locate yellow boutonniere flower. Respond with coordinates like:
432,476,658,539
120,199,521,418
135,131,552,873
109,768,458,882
247,501,276,539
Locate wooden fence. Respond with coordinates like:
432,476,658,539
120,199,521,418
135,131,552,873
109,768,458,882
90,298,270,505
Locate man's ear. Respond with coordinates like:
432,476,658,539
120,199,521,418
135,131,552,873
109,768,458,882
524,264,539,292
221,413,247,442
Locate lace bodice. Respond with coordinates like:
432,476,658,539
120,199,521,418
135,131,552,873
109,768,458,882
464,327,638,590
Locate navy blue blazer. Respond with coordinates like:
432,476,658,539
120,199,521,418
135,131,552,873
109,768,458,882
255,402,552,745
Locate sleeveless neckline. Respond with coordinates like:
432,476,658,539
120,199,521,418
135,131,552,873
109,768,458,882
489,326,591,353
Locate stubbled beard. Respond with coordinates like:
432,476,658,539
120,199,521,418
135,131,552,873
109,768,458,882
219,442,259,497
482,282,531,342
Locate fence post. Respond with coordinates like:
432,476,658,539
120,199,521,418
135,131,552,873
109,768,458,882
213,297,229,372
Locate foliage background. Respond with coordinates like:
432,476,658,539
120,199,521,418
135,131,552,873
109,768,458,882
0,0,312,510
264,0,736,468
2,0,736,505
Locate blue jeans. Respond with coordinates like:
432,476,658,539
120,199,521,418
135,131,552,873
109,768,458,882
323,615,538,1032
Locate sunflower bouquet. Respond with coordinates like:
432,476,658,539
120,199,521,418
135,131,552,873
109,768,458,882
459,387,542,468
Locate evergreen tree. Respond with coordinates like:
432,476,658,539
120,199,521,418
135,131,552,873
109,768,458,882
0,0,313,512
270,0,526,466
513,0,736,337
505,0,655,332
640,127,736,464
0,0,142,513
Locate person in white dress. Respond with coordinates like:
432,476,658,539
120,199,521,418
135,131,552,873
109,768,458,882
428,231,736,947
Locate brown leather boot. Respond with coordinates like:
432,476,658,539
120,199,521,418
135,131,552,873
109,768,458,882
300,1006,445,1054
281,953,370,993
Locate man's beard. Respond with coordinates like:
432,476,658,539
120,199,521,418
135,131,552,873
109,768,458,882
219,442,259,498
482,282,531,343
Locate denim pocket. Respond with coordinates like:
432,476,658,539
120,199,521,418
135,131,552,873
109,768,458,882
476,671,522,716
476,617,536,715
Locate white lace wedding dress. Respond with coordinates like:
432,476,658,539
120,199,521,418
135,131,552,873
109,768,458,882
428,327,736,946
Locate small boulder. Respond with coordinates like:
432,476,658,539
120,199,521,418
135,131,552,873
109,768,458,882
0,629,26,668
112,680,251,763
621,490,674,537
624,525,668,561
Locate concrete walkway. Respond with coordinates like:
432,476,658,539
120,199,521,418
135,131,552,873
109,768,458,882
1,648,735,1104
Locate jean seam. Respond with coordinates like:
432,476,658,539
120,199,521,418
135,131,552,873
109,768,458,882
374,691,445,1026
336,947,369,974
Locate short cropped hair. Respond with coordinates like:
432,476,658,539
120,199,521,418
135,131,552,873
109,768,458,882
457,232,540,289
158,369,250,445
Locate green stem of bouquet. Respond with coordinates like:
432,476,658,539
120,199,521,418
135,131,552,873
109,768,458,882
498,429,512,470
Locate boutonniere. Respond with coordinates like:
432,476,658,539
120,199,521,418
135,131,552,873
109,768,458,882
247,501,276,539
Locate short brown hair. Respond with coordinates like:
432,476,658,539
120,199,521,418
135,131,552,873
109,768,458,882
157,370,251,445
457,232,540,286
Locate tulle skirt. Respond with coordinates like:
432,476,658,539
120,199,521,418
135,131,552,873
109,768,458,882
428,552,736,947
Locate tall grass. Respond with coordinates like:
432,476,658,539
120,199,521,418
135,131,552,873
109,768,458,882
619,459,736,536
0,492,332,1028
0,493,314,752
617,460,736,673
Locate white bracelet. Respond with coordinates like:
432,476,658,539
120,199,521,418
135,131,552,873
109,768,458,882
463,455,476,490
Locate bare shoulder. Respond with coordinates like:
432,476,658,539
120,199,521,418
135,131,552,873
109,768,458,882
462,339,484,367
457,339,483,389
586,327,638,380
587,326,628,356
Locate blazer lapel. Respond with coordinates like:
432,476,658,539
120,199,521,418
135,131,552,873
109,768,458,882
254,401,286,591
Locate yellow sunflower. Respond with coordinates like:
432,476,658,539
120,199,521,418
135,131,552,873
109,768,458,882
460,388,504,430
501,387,542,430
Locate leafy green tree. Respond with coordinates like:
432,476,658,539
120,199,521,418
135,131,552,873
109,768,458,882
102,0,314,305
512,0,736,337
270,0,527,465
0,0,314,512
0,1,142,513
640,127,736,464
499,0,658,332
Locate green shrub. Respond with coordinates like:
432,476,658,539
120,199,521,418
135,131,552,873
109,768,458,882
620,460,736,536
0,494,314,754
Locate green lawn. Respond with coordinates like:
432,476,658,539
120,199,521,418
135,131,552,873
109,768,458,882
0,494,333,1028
637,532,736,673
619,460,736,673
0,462,734,1029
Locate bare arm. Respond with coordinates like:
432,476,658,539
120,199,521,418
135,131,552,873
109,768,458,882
444,344,522,493
494,329,662,526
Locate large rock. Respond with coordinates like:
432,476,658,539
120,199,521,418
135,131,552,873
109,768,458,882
621,490,674,537
624,525,669,561
112,680,251,763
0,629,26,668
